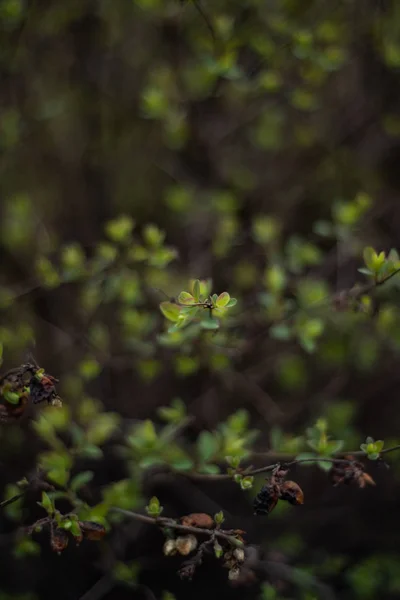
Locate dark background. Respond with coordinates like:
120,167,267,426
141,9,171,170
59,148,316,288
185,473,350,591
1,1,400,599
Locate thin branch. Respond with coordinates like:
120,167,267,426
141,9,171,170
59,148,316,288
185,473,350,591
0,492,25,509
111,508,243,547
179,446,400,481
191,0,217,45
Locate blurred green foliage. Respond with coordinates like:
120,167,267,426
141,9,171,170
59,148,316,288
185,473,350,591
1,0,400,599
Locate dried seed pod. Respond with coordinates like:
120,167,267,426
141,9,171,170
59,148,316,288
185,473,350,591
253,484,279,516
279,481,304,505
181,513,214,529
175,535,198,556
163,539,177,556
233,548,245,563
223,550,235,569
329,459,375,488
228,567,241,581
79,521,106,541
30,373,59,405
359,472,376,488
51,527,69,553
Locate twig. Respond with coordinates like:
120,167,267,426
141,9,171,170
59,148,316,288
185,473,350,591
191,0,217,45
0,492,25,509
111,508,243,547
178,446,400,481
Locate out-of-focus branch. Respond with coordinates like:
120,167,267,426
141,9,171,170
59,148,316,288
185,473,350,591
111,508,244,547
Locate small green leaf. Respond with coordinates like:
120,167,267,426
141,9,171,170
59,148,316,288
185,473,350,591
3,390,20,404
317,460,333,472
214,511,225,525
375,440,384,452
363,246,376,271
40,492,53,515
160,301,180,322
240,476,254,490
171,458,194,471
167,319,189,333
358,267,374,276
79,444,103,459
225,455,241,469
216,292,230,308
324,440,344,455
192,279,201,302
178,291,195,305
86,413,120,446
199,464,221,474
225,297,237,308
270,323,292,341
70,520,82,539
201,317,219,330
295,452,318,463
70,471,94,493
105,215,134,244
214,541,223,558
367,452,380,461
197,431,219,462
143,223,165,247
146,496,163,517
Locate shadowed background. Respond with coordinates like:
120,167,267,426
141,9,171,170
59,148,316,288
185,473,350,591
1,1,400,599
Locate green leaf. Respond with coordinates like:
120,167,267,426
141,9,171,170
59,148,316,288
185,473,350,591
171,458,194,471
47,468,69,487
367,452,380,461
299,335,316,353
178,291,195,305
214,541,223,558
363,246,376,271
225,455,241,469
79,444,103,459
270,323,292,341
240,475,254,490
199,464,221,474
200,317,219,330
143,223,165,247
214,511,225,525
358,267,373,276
146,496,163,517
40,492,53,515
70,471,94,493
225,297,237,308
3,390,20,404
375,440,384,452
105,215,134,244
86,413,120,446
216,292,231,308
160,301,180,322
295,452,318,463
197,431,219,462
70,520,82,539
324,440,344,455
192,279,201,302
168,318,189,333
317,460,332,472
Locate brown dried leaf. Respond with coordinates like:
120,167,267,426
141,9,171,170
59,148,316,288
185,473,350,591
181,513,214,529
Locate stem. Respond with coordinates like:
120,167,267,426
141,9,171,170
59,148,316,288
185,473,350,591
0,492,25,509
179,446,400,481
111,508,243,547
